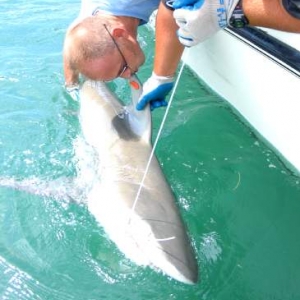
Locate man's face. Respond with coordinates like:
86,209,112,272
79,39,145,81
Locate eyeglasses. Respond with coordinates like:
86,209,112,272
103,24,133,78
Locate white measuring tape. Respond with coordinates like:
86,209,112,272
129,51,188,222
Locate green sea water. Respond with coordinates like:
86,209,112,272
1,1,300,299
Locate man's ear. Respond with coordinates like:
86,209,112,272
111,28,128,38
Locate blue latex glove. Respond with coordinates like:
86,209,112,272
173,0,239,47
66,84,80,102
136,72,174,111
173,0,201,7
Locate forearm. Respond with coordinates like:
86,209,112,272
63,31,79,86
63,53,79,87
243,0,300,32
154,2,185,77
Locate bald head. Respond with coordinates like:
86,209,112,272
63,14,145,83
64,16,114,71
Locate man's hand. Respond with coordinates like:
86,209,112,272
65,84,80,102
136,73,174,111
173,0,239,47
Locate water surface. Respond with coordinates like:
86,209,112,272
1,1,300,299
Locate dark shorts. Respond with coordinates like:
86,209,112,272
282,0,300,18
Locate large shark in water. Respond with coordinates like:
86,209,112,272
0,76,198,284
79,75,198,284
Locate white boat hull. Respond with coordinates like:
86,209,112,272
183,28,300,173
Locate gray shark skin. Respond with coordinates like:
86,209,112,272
80,76,198,284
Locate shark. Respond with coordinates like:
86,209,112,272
0,75,198,284
79,75,198,284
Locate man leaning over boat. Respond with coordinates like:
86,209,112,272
63,0,300,108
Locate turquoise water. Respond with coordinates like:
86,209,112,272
1,1,300,299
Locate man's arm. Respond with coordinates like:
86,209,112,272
172,0,300,47
63,32,79,87
63,59,79,87
137,0,300,110
244,0,300,32
136,2,184,110
63,45,79,87
62,33,81,101
153,0,300,72
154,2,184,77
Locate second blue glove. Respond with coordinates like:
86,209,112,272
136,72,174,111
